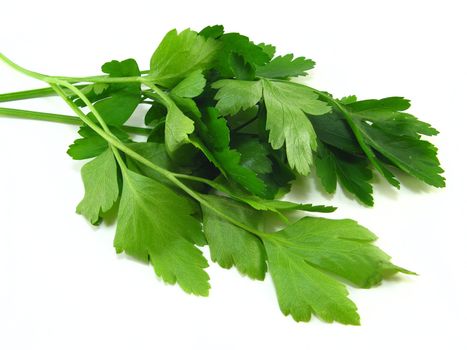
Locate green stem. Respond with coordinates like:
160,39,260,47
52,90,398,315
0,53,54,82
0,86,158,104
0,86,66,102
0,107,151,135
140,80,172,105
55,75,147,84
0,53,151,85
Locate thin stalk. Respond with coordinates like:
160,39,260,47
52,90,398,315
0,86,157,104
139,80,172,105
55,75,148,84
0,53,144,85
0,107,151,135
0,86,65,102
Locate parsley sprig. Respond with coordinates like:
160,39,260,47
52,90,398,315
0,25,443,324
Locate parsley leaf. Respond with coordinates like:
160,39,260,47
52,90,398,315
114,170,210,296
213,79,331,174
198,24,224,39
261,80,331,175
76,148,120,224
213,32,271,78
315,142,374,206
340,97,445,187
163,97,195,156
150,29,220,88
310,110,362,154
256,54,315,79
67,126,130,160
264,217,410,323
191,108,269,197
125,142,174,186
235,137,272,175
212,79,262,116
201,195,267,280
171,70,206,98
89,59,141,126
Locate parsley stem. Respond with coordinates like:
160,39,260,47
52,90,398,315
0,53,151,85
54,75,147,84
0,86,158,104
0,53,54,82
0,107,151,135
0,86,73,102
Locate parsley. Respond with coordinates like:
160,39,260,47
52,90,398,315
0,24,442,324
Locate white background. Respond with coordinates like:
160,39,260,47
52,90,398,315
1,0,466,349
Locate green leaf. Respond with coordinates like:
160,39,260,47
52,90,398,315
76,149,119,224
144,103,167,125
349,96,411,112
206,177,334,216
334,156,373,206
125,142,173,186
102,59,141,82
164,99,195,156
235,137,272,175
171,70,206,98
213,148,269,197
257,43,276,60
342,97,445,187
315,142,374,206
201,195,267,280
256,54,315,79
79,59,142,126
314,142,337,193
338,95,358,104
114,170,209,295
191,108,268,197
79,83,109,96
348,97,438,137
91,92,140,126
75,59,142,115
214,32,271,78
310,111,362,154
265,238,359,324
262,79,331,175
264,217,409,323
76,59,139,105
212,79,262,116
362,124,445,187
241,197,336,215
150,29,220,88
229,53,256,81
67,126,130,160
198,25,224,39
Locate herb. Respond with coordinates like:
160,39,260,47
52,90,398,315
0,25,444,324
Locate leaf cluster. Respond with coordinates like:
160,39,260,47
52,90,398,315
0,25,443,324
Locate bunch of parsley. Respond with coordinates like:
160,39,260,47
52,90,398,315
0,25,444,325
